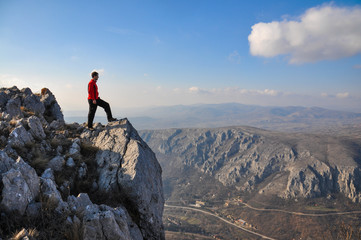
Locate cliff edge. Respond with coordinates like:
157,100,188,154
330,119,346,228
0,86,165,240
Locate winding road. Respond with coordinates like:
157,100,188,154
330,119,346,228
240,202,361,217
165,202,361,239
165,204,276,240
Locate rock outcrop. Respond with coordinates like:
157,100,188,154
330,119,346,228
140,127,361,203
0,86,164,239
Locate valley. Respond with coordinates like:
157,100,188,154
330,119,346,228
139,125,361,240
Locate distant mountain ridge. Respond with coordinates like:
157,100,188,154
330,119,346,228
65,103,361,132
140,126,361,203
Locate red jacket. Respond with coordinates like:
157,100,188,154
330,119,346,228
88,79,99,100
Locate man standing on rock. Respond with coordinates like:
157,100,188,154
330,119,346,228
87,71,117,129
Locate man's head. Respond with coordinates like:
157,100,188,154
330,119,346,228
91,71,99,80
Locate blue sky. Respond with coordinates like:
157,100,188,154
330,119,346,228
1,0,361,116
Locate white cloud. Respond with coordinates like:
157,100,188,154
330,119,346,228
90,69,105,77
189,86,200,93
248,4,361,64
228,50,241,64
353,64,361,69
336,92,350,99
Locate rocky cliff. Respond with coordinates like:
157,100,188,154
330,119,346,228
0,86,164,240
140,127,361,203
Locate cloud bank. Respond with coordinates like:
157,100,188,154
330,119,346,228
248,4,361,64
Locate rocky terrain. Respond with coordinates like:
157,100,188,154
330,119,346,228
0,86,164,240
140,126,361,203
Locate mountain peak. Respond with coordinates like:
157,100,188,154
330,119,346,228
0,87,165,240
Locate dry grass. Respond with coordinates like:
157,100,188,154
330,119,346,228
20,106,35,117
12,228,39,240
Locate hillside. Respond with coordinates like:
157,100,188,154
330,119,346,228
140,126,361,239
0,86,164,240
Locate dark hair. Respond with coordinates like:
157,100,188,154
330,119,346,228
91,71,98,78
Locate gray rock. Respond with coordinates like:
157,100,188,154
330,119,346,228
27,116,46,140
26,202,42,218
50,119,65,130
82,204,132,240
0,91,9,108
41,168,55,181
1,169,33,215
82,119,165,240
66,157,75,168
78,162,87,179
0,150,15,174
40,177,63,207
23,93,45,115
47,156,65,172
69,140,81,159
40,88,64,122
13,157,40,200
9,125,34,148
5,98,23,119
67,193,93,219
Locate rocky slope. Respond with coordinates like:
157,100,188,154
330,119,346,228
140,127,361,203
0,86,164,240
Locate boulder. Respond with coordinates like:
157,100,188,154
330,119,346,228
0,91,9,109
23,92,45,115
47,156,65,172
27,116,46,140
82,204,132,240
13,157,40,200
66,157,75,168
1,169,33,215
5,98,23,119
81,119,165,240
9,125,34,148
40,88,64,122
67,193,93,219
0,150,15,174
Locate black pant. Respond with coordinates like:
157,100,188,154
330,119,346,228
87,98,113,128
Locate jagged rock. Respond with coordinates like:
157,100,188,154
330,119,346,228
22,89,45,115
82,119,165,240
26,202,42,218
47,156,65,172
66,157,75,167
0,87,165,239
69,139,81,159
82,204,132,240
40,176,63,207
5,98,23,119
0,150,15,174
0,91,9,108
40,88,64,122
9,125,34,148
78,162,87,179
27,116,46,140
41,168,55,181
13,157,40,200
50,119,65,130
1,169,33,215
67,193,93,219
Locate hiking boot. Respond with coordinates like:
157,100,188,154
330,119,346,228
108,118,118,122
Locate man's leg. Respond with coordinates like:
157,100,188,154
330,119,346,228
96,98,115,121
87,99,97,128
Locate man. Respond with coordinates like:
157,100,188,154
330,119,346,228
87,71,117,129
